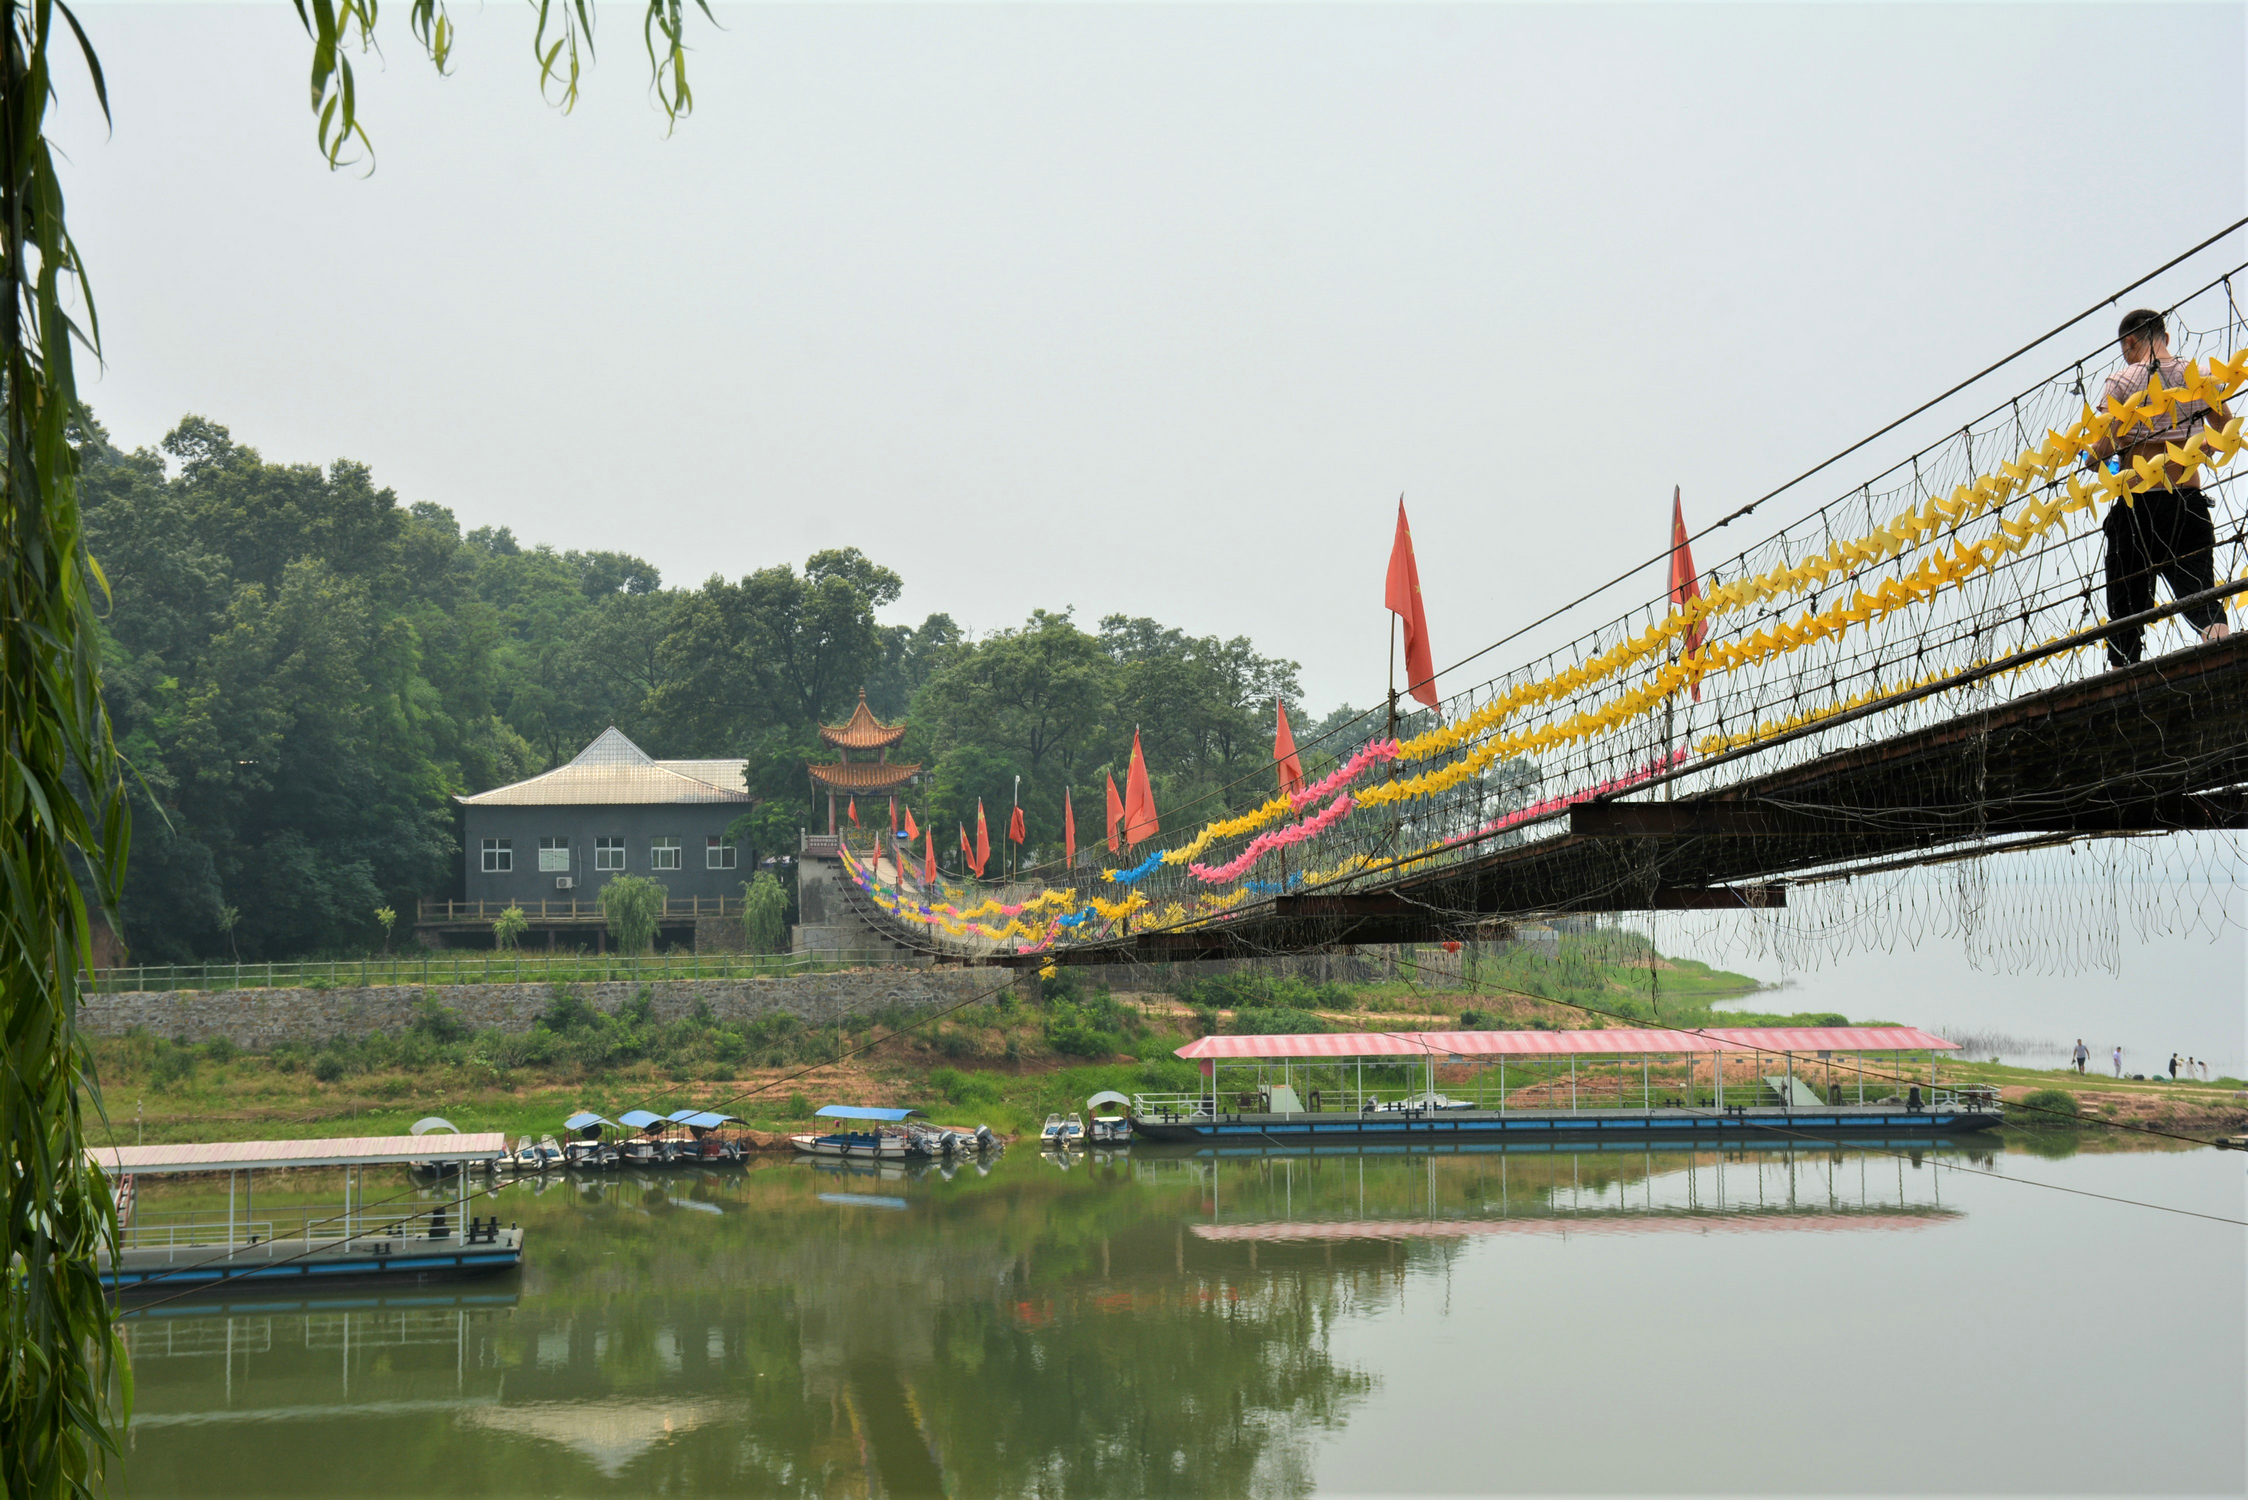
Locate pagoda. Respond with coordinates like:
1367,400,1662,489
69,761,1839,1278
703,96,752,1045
807,690,920,834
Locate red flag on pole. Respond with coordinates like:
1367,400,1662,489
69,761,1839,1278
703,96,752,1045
902,804,919,841
923,828,936,888
959,822,971,871
1385,499,1440,710
1008,804,1026,845
847,797,859,826
1123,730,1159,846
1669,485,1706,703
1273,698,1304,797
974,800,991,876
1063,788,1077,869
1105,774,1124,854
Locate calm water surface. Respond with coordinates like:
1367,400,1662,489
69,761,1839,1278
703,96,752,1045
116,1139,2245,1497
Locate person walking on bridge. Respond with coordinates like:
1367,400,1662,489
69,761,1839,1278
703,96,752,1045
2087,309,2233,668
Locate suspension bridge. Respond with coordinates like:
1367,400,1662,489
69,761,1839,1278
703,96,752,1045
823,253,2248,971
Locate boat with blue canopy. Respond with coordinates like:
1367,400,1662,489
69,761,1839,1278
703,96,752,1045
791,1105,925,1160
560,1112,621,1170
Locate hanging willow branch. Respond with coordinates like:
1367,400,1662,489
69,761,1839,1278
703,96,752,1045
293,0,716,167
4,0,715,1489
2,0,133,1492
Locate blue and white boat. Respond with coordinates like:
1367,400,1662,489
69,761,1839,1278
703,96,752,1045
791,1105,926,1160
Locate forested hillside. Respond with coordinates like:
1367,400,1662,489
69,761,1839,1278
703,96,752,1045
84,417,1348,962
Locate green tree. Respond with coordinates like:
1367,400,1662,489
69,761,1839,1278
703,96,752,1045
492,905,528,951
741,872,789,955
600,876,665,956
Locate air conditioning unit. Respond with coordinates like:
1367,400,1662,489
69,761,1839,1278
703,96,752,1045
554,876,575,890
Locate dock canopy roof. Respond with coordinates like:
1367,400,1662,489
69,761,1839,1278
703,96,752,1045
667,1110,741,1129
1176,1026,1958,1062
814,1105,922,1123
87,1133,511,1176
618,1109,669,1130
563,1112,614,1131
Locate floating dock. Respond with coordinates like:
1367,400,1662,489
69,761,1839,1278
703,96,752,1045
1130,1025,2002,1144
88,1134,524,1296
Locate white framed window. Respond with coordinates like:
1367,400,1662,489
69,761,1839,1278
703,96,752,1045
537,837,570,873
481,837,513,873
594,836,625,872
706,836,737,870
650,836,682,871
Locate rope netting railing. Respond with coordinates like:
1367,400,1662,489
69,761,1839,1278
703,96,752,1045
837,266,2248,967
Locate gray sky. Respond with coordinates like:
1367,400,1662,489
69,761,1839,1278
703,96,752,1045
64,2,2248,711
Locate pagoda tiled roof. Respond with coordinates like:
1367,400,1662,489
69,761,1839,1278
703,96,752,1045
819,690,908,751
807,760,921,792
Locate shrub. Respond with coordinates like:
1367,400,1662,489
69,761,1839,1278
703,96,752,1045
2012,1088,2083,1128
150,1045,197,1088
600,875,665,955
411,996,470,1043
492,905,529,951
742,872,790,954
785,1092,810,1118
929,1067,1001,1108
312,1054,346,1083
203,1037,237,1064
1227,1006,1330,1036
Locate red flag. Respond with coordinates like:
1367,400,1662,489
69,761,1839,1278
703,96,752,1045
1063,788,1077,869
847,797,858,826
1008,804,1026,845
1105,774,1124,854
1669,486,1706,703
923,828,936,887
974,800,991,876
902,804,919,841
1385,499,1439,710
1123,730,1159,846
959,822,971,871
1273,698,1304,798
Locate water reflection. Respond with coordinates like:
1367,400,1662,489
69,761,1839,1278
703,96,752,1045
117,1142,1995,1497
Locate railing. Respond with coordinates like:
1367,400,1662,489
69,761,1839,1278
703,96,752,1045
119,1205,432,1252
87,949,917,994
415,896,747,923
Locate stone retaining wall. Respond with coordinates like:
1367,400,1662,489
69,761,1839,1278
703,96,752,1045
82,969,998,1050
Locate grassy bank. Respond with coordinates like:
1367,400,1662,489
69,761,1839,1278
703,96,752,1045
87,932,2243,1151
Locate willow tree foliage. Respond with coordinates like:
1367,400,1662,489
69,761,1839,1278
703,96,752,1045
598,875,663,956
1,0,711,1489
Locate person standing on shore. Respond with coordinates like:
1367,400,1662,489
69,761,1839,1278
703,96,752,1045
2168,1053,2180,1080
2072,1039,2089,1074
2112,1046,2124,1078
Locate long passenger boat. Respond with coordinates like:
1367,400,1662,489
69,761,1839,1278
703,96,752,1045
1129,1026,2002,1145
87,1134,524,1295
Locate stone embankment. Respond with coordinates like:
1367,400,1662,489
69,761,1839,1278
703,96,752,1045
82,969,998,1050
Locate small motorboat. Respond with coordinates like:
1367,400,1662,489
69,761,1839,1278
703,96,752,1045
510,1135,542,1170
792,1104,926,1160
1086,1091,1133,1145
561,1112,621,1169
535,1134,565,1167
1061,1112,1085,1148
668,1109,748,1163
618,1110,673,1166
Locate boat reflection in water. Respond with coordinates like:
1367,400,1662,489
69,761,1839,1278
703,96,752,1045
1146,1137,1979,1251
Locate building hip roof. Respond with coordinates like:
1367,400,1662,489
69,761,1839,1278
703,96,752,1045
457,727,752,806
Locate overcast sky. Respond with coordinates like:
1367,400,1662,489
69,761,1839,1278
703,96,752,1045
63,2,2248,711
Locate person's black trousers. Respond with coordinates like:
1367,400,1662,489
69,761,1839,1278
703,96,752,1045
2103,486,2225,668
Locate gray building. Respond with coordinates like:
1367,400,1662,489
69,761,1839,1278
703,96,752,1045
441,729,752,939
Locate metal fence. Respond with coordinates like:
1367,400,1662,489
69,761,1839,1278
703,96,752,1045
87,950,921,994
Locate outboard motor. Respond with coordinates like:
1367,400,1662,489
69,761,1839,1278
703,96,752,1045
975,1123,996,1152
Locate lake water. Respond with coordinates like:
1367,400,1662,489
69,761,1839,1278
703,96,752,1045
116,1140,2245,1497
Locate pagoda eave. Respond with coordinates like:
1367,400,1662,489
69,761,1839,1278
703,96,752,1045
807,762,922,793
